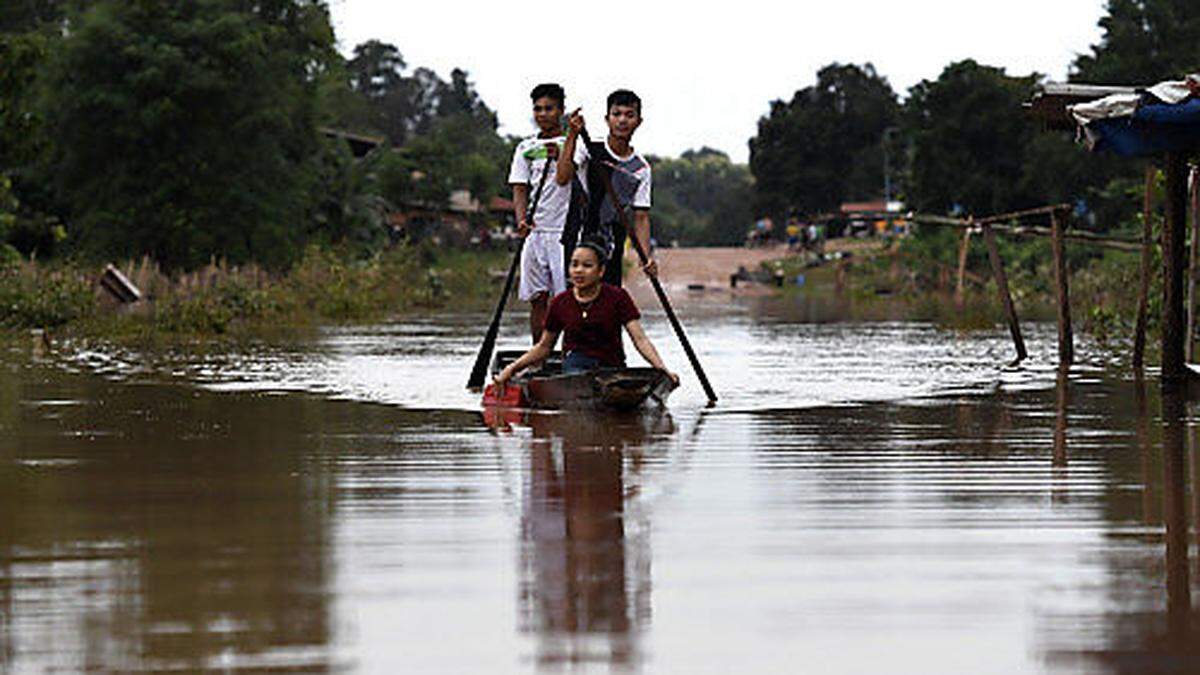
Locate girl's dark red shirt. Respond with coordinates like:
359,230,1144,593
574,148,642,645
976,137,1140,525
544,284,640,366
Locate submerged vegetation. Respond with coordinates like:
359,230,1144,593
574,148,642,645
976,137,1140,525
771,211,1164,363
1,245,511,341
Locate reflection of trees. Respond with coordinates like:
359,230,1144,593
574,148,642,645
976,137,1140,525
0,369,355,671
517,412,672,667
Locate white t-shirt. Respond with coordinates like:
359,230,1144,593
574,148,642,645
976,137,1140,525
507,135,589,232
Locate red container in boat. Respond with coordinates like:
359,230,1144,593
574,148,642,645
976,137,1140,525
482,383,525,408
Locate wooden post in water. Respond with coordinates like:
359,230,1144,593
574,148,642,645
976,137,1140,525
1134,166,1156,371
955,228,972,308
1050,207,1074,367
1052,365,1068,468
981,224,1027,363
1162,152,1189,381
1188,166,1200,363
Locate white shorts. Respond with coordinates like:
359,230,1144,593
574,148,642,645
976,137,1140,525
518,229,567,301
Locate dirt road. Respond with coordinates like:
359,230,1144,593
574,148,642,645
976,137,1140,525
624,244,791,294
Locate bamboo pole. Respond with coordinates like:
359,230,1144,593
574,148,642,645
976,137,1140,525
911,214,1141,252
1163,152,1188,381
955,228,972,308
976,203,1074,225
1134,166,1156,371
982,224,1027,363
1050,208,1074,367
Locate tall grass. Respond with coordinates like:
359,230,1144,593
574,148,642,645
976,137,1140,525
0,243,514,338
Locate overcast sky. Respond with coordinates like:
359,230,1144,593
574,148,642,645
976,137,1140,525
328,0,1107,163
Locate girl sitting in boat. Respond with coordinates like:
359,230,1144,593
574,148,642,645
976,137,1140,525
493,237,679,390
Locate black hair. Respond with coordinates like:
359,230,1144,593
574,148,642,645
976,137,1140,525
530,83,565,106
575,237,609,265
606,89,641,115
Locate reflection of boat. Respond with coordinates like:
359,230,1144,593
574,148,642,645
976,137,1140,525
486,350,677,411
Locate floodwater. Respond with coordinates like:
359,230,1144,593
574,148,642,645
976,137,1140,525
2,298,1200,673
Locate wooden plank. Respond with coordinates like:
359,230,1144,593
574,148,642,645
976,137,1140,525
982,224,1027,363
1163,152,1189,381
1134,166,1156,371
1051,209,1074,367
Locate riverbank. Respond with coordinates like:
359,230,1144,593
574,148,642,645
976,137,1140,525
0,244,513,344
751,234,1157,364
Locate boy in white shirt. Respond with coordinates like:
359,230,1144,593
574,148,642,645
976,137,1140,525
508,83,589,343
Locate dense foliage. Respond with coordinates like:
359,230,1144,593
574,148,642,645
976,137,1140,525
0,0,1197,281
40,0,335,270
650,148,755,246
748,0,1200,228
0,2,510,272
749,64,899,217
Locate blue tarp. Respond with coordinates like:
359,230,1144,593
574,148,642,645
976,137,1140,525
1086,98,1200,157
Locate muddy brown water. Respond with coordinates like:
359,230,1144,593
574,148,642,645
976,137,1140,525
2,302,1200,672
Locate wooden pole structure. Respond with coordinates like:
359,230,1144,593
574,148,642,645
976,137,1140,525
1188,166,1200,363
981,223,1027,363
1162,152,1189,381
911,214,1141,252
1134,166,1156,371
1050,207,1074,367
976,203,1074,225
955,228,972,308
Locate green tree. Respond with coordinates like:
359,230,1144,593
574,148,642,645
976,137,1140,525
749,63,899,218
652,148,755,245
39,0,336,270
1072,0,1200,84
0,0,69,32
903,60,1041,216
0,31,49,185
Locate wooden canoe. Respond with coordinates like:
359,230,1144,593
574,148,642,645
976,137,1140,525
487,349,677,411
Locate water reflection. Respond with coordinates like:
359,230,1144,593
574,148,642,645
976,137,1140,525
1057,381,1200,672
1054,366,1069,469
1161,386,1191,647
514,411,674,668
12,315,1200,672
0,373,339,671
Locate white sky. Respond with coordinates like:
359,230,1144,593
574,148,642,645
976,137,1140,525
328,0,1107,163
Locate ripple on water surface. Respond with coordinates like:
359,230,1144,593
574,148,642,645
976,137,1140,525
5,310,1195,672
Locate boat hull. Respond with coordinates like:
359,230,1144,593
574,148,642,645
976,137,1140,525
488,350,676,411
524,368,676,411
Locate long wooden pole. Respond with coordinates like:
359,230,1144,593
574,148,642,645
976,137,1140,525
976,203,1074,225
955,228,972,309
596,168,718,404
467,158,553,390
1163,152,1188,381
579,126,717,403
1050,208,1074,367
1134,166,1156,371
982,223,1026,363
911,214,1141,252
